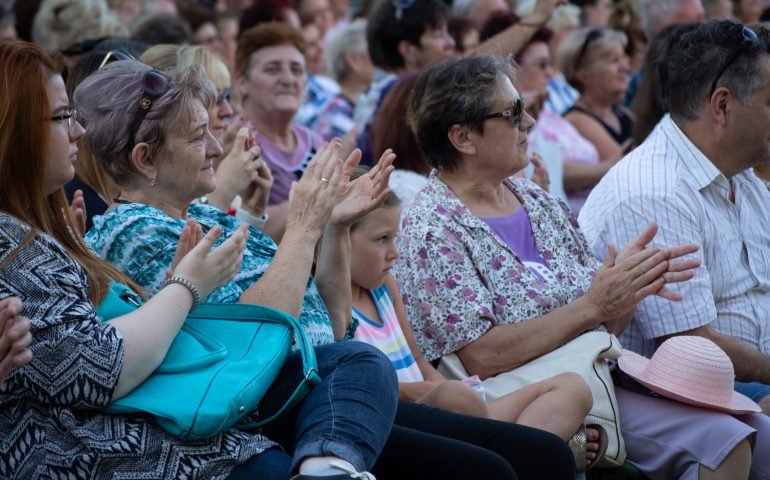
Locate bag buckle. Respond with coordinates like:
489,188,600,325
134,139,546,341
305,368,317,381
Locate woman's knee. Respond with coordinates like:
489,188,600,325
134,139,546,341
549,372,593,412
318,341,398,392
431,380,489,418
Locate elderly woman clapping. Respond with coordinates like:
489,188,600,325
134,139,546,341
79,58,394,342
76,59,397,478
393,53,764,478
140,44,275,228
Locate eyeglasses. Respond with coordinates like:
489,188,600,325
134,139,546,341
216,87,232,106
98,50,136,70
484,97,524,127
709,25,760,96
126,69,171,149
574,28,604,70
49,107,81,137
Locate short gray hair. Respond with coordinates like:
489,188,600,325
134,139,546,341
639,0,681,40
407,54,516,172
325,19,369,82
74,61,216,188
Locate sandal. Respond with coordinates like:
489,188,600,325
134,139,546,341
568,424,588,472
569,423,609,472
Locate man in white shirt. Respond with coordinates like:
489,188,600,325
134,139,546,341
580,21,770,413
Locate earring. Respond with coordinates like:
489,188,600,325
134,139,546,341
149,176,157,188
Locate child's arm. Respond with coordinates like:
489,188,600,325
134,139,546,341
385,274,445,383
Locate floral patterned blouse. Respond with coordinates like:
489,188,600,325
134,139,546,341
85,203,335,347
393,173,601,361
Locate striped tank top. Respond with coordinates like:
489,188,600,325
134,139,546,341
352,285,424,383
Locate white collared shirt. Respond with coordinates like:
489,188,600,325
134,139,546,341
579,114,770,357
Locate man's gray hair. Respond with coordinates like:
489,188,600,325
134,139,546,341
639,0,681,40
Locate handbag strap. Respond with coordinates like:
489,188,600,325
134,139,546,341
191,303,323,429
240,311,322,429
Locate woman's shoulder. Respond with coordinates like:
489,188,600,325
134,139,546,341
87,204,181,252
0,212,31,236
0,213,66,258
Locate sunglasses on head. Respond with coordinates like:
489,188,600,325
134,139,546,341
709,25,759,97
484,97,524,128
126,69,171,150
98,50,136,70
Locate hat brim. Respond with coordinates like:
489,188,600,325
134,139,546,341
618,349,761,415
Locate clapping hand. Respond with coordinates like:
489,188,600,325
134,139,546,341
171,221,250,300
67,189,87,236
330,148,396,226
0,297,32,384
614,222,700,301
529,152,550,191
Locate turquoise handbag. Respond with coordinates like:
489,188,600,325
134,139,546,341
97,283,322,440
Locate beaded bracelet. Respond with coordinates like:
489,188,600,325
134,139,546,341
161,276,202,310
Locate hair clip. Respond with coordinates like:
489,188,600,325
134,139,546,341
392,0,414,20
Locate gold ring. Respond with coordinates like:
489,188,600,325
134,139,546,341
321,177,329,183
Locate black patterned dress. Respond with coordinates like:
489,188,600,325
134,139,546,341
0,214,275,479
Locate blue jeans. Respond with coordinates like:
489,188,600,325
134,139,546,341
735,381,770,402
229,341,398,479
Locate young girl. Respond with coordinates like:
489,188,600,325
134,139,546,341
348,170,607,471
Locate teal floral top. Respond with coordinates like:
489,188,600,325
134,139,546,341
86,203,335,346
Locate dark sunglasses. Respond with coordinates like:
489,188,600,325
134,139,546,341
574,28,604,70
709,25,760,96
485,97,524,128
216,87,232,106
98,50,136,70
127,69,171,149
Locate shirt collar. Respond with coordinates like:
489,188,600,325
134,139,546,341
662,114,728,193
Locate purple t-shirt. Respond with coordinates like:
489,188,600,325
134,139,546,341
481,207,556,283
257,124,324,205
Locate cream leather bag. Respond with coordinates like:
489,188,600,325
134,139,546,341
438,330,627,468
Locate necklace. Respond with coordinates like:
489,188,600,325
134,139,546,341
113,198,133,205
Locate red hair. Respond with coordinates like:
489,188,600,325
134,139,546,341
0,40,139,303
236,22,306,74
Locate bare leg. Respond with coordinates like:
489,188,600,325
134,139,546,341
416,380,490,418
698,438,751,480
487,372,592,441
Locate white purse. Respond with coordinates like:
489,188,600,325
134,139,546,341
438,330,626,468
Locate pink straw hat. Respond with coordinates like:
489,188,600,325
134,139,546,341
618,336,760,414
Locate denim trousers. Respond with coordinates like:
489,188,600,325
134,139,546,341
735,381,770,402
228,341,398,480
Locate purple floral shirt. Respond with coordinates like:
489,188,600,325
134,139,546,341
393,173,601,361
